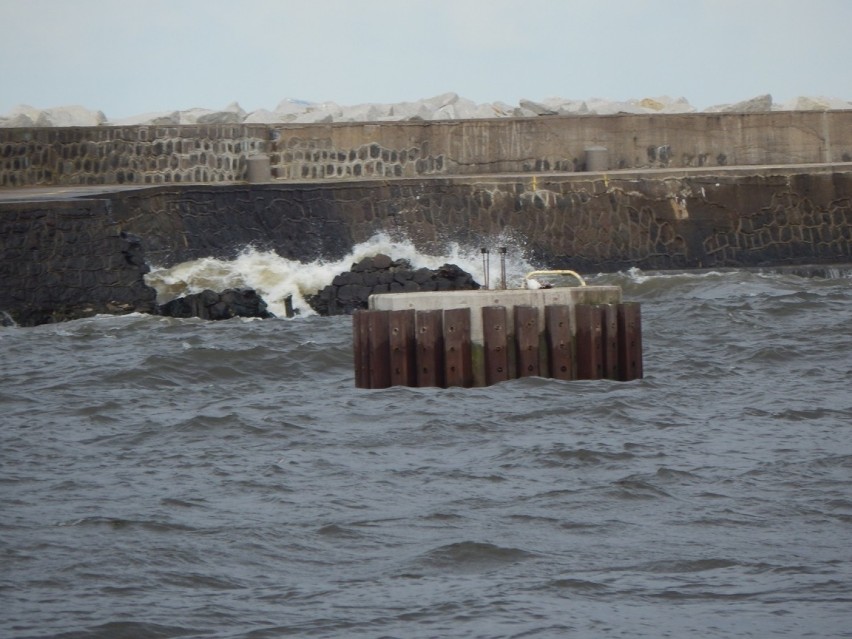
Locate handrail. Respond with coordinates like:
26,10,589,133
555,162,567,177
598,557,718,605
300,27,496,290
524,269,587,287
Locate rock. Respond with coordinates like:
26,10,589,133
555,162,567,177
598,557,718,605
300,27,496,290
29,105,107,127
197,110,242,124
519,99,558,116
779,95,852,111
338,102,389,122
707,94,774,113
109,110,181,126
178,107,215,124
197,101,246,124
288,101,344,124
158,288,277,320
548,99,590,115
0,113,36,127
243,108,282,123
658,96,696,113
387,100,433,120
583,98,648,115
306,254,480,316
274,97,314,117
3,104,42,122
19,92,852,128
512,107,540,118
726,94,773,112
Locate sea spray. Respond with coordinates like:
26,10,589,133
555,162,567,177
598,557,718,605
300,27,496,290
144,232,538,317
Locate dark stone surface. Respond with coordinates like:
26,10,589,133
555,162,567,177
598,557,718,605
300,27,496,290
0,199,158,326
1,169,850,326
158,288,276,320
307,254,480,316
108,185,354,266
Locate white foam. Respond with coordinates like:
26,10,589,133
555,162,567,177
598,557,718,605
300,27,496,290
143,232,537,318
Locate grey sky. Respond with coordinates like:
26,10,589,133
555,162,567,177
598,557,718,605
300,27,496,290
1,0,849,118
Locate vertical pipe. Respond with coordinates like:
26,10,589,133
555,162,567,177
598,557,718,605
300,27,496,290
499,247,507,289
481,247,490,289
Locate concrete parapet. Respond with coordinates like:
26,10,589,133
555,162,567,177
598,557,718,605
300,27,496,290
369,287,622,344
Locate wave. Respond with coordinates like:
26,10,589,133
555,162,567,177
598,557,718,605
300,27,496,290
143,232,537,317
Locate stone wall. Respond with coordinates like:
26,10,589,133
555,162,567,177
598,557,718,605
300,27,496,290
0,199,157,325
2,168,850,325
0,124,269,188
2,112,851,188
104,168,851,272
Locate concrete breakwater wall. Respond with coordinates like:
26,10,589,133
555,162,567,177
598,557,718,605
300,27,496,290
2,111,852,188
2,167,850,325
101,168,852,272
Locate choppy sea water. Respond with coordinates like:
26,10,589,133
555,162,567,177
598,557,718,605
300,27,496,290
2,248,851,638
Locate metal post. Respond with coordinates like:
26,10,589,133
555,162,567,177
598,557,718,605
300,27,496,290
481,247,490,289
499,247,507,289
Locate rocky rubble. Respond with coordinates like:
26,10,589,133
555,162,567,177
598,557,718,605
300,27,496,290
158,288,277,321
307,254,480,316
3,93,850,128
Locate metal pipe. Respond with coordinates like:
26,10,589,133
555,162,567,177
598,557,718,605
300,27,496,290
499,247,507,289
480,248,490,289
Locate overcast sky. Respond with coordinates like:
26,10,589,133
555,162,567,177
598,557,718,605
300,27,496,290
1,0,850,118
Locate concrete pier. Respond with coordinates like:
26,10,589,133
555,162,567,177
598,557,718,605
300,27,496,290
355,288,641,388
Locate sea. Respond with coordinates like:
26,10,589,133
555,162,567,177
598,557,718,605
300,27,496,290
2,235,851,639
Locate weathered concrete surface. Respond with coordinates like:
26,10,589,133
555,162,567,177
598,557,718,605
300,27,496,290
2,112,851,188
270,111,852,179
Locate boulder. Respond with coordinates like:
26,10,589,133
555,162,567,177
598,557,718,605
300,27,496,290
519,99,558,116
108,110,181,126
158,288,277,320
243,108,283,123
177,107,216,124
31,105,107,127
307,254,480,316
0,113,36,128
274,97,315,117
197,111,242,124
779,95,852,111
338,102,390,122
706,94,774,113
724,94,773,113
